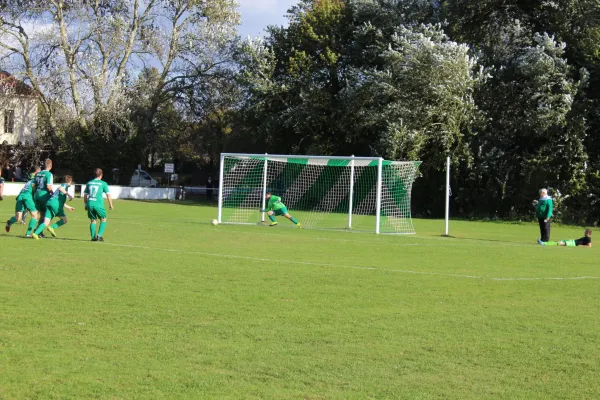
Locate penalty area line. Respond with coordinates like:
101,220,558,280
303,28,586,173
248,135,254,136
99,242,600,282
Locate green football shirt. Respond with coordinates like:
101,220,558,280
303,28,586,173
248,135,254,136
34,170,53,197
19,179,36,197
48,183,69,207
85,179,110,207
265,195,286,211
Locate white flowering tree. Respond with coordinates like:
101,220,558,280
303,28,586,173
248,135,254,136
347,24,481,165
472,32,589,215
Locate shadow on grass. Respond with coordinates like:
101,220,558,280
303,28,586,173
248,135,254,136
0,233,92,243
438,234,537,246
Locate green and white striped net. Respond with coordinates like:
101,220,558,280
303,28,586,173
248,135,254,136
219,155,421,234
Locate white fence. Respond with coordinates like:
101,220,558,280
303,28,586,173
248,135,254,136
77,185,177,200
3,183,76,197
2,183,176,201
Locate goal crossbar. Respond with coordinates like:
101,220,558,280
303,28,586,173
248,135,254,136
221,153,387,161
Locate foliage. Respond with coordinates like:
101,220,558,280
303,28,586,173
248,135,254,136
0,0,239,167
235,0,600,223
3,0,600,222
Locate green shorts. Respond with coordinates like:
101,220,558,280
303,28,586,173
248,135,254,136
56,206,66,218
44,201,60,220
35,193,50,213
87,205,107,220
16,195,37,213
563,240,576,247
273,207,289,216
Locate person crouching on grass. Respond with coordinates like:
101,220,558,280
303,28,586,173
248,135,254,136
261,192,301,228
538,229,592,248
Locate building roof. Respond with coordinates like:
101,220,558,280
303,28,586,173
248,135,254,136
0,71,36,96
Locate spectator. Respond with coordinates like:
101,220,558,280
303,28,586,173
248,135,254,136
206,176,214,201
14,164,22,181
112,168,120,185
2,163,10,182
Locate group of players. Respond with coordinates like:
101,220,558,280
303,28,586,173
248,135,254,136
4,159,114,241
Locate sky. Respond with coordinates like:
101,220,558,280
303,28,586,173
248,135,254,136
237,0,297,38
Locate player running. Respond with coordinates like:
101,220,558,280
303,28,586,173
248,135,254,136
32,176,74,239
261,192,301,228
33,159,54,234
538,229,592,248
84,168,113,242
20,167,42,227
5,170,40,235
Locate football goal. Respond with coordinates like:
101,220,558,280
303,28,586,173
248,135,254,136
217,153,422,234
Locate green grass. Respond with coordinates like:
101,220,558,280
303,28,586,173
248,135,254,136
1,199,599,399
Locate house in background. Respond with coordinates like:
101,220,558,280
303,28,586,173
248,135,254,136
0,71,38,145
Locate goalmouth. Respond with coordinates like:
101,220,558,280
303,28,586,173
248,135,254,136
217,153,422,234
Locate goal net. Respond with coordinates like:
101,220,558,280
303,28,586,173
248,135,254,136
217,154,421,234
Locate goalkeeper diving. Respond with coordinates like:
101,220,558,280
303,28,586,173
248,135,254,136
261,193,301,228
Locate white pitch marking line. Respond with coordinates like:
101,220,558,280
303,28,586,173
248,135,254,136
99,242,600,282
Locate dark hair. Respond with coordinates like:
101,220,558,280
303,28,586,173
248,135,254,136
64,175,73,183
95,168,103,178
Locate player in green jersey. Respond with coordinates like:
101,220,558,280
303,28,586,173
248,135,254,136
538,229,592,248
33,159,54,228
5,170,40,235
84,168,113,242
261,192,301,227
32,176,75,239
20,167,42,228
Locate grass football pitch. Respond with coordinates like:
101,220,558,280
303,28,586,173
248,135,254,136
1,199,599,399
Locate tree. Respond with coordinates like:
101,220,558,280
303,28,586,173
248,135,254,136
0,0,239,142
467,33,589,217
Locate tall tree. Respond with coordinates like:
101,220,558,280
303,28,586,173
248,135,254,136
0,0,240,136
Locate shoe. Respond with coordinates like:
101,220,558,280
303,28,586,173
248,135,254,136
5,220,10,233
269,222,278,226
97,236,104,242
39,232,46,239
26,234,31,238
537,239,545,246
47,226,56,238
32,233,40,240
297,223,302,229
92,237,98,242
0,195,3,201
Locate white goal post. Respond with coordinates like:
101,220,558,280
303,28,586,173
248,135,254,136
217,153,422,234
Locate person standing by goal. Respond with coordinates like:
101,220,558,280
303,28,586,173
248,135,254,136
84,168,114,241
536,188,553,243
